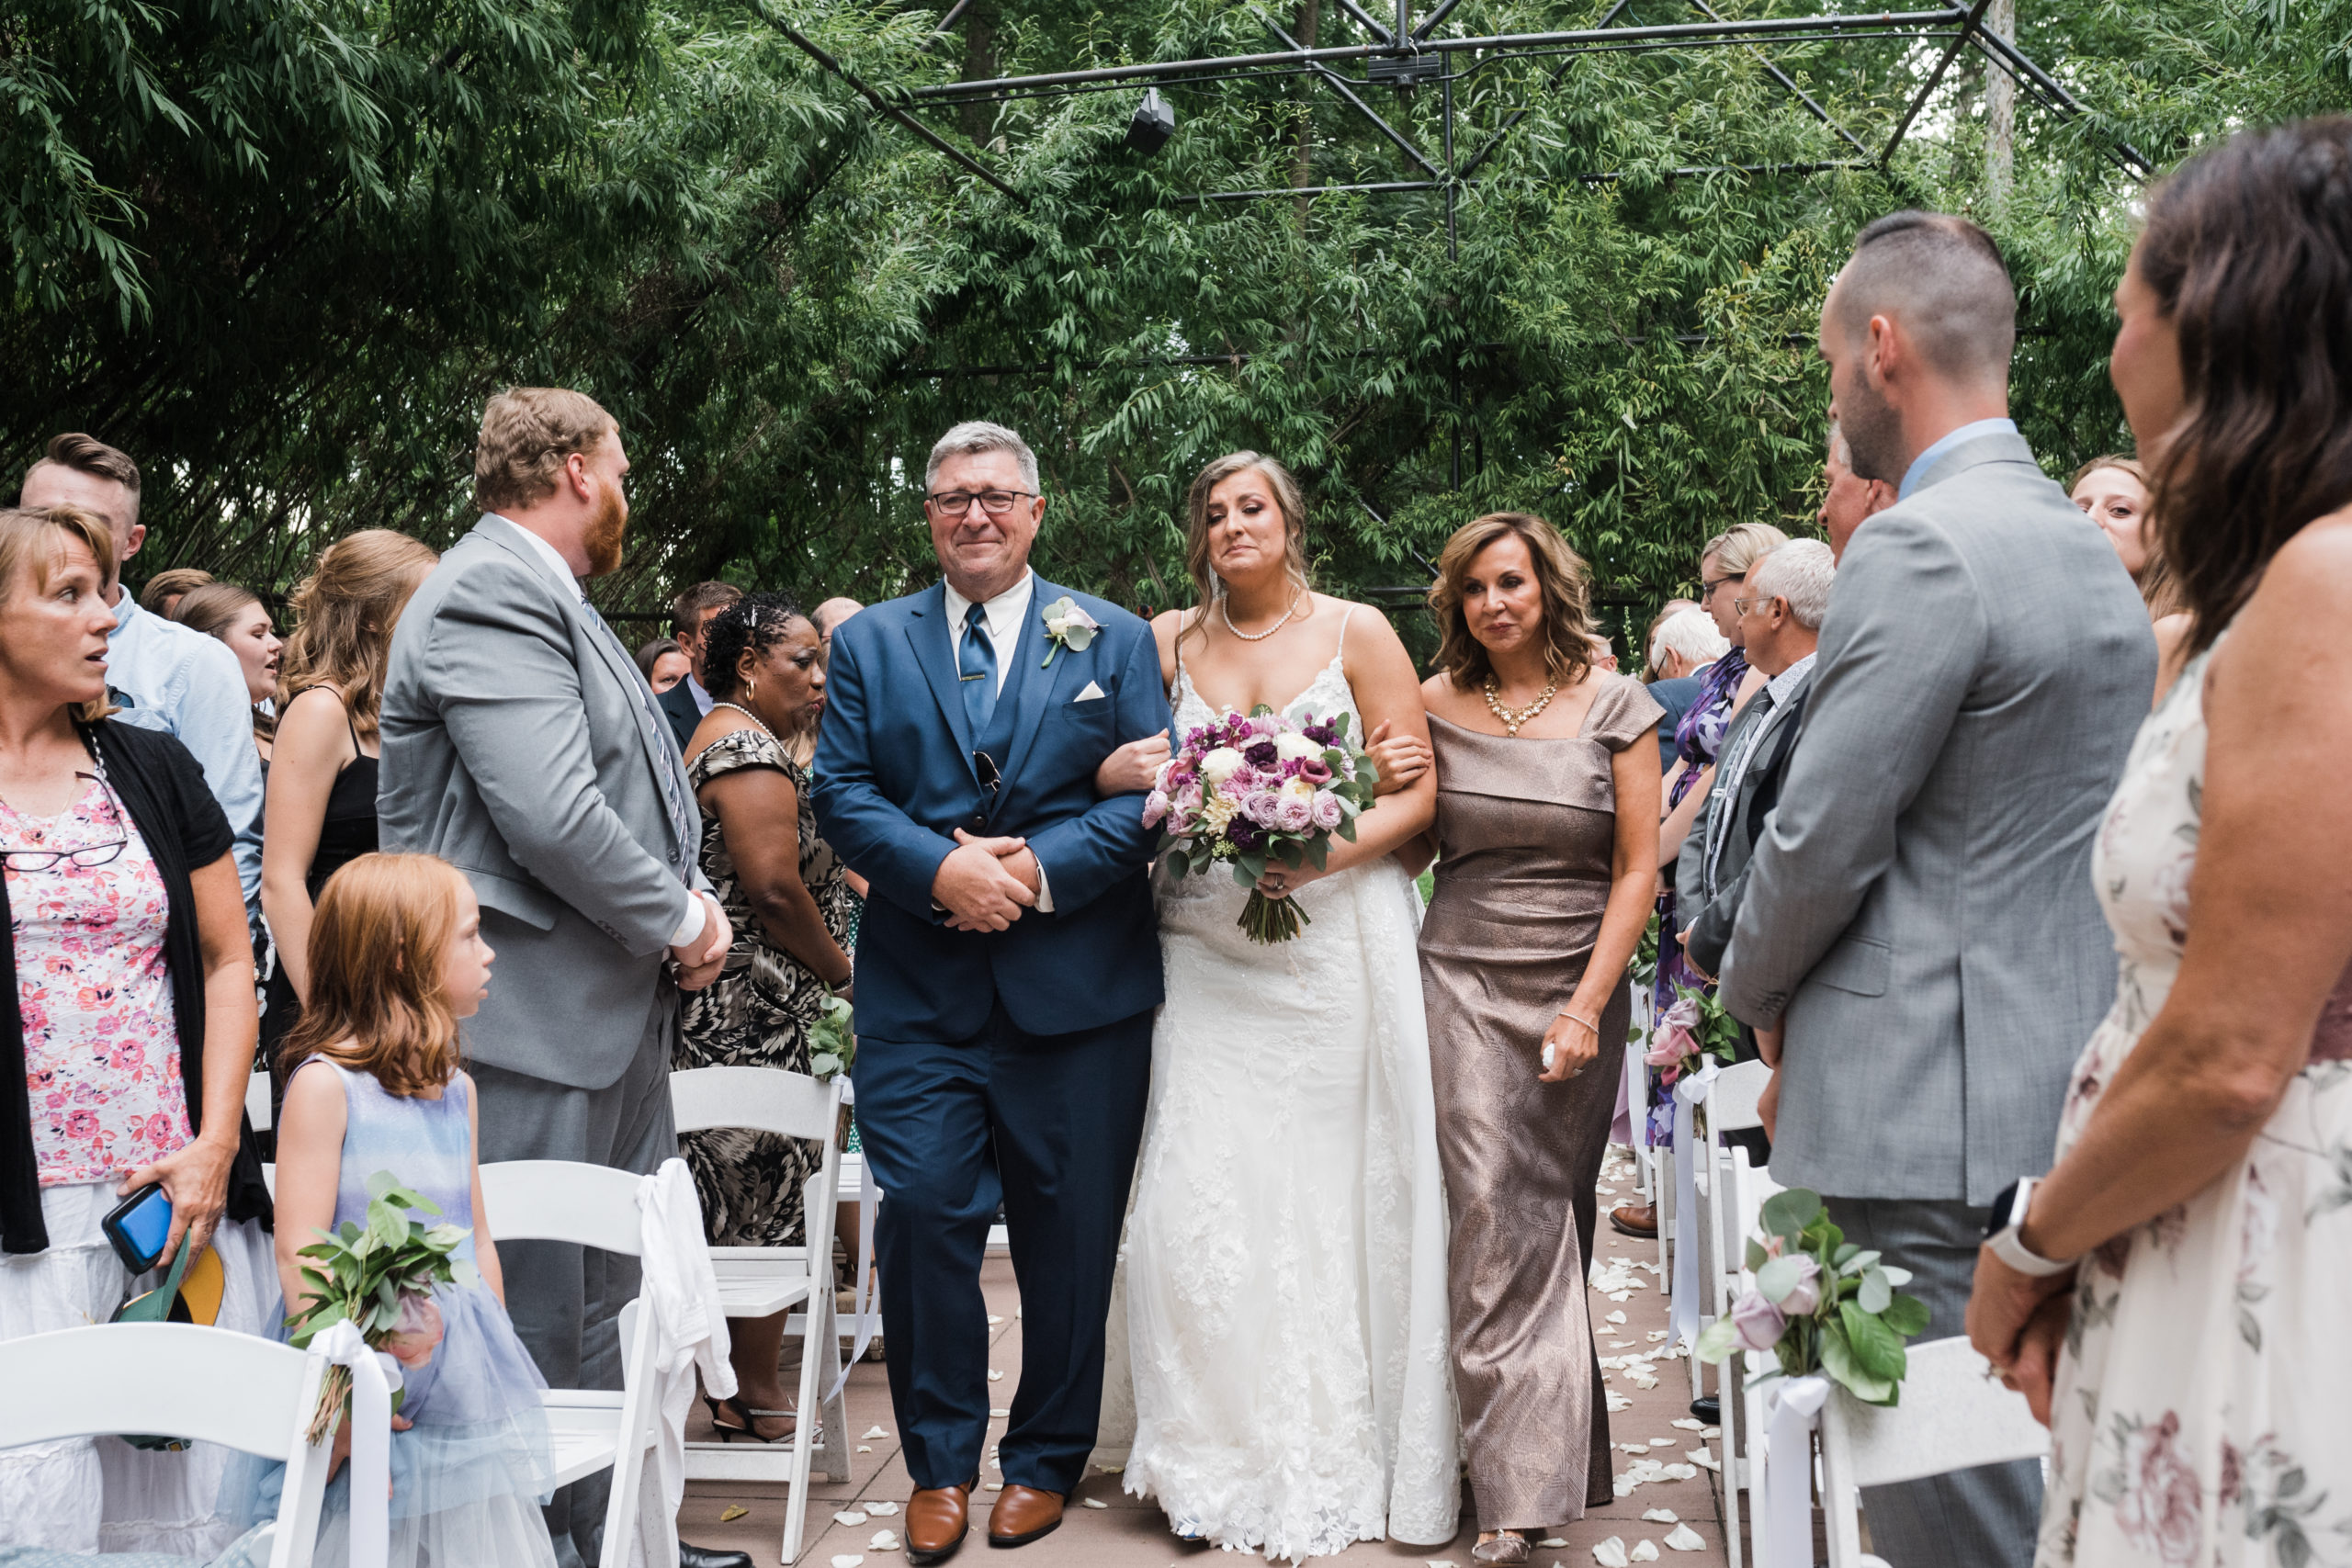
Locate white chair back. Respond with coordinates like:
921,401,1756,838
1708,1057,1771,1134
247,1068,274,1132
479,1160,646,1256
1818,1337,2052,1568
0,1323,334,1568
670,1064,839,1143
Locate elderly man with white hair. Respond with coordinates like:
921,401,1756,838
1673,538,1833,990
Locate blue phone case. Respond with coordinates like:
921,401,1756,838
103,1185,174,1273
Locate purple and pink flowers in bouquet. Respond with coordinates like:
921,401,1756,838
1142,706,1381,942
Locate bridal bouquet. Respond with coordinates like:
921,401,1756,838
1143,706,1381,943
284,1169,478,1443
1696,1188,1930,1404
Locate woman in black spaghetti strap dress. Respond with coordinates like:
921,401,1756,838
258,531,438,1089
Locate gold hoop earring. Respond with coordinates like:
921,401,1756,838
745,678,757,703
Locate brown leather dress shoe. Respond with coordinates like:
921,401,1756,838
906,1479,977,1565
1610,1201,1657,1238
988,1484,1066,1548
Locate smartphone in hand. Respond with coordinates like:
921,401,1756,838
102,1183,174,1274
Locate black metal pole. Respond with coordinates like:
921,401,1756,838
1879,0,1993,168
906,8,1970,100
1258,9,1442,176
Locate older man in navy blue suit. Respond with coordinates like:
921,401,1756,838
813,422,1170,1565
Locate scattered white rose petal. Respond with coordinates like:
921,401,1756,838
989,1370,1004,1381
834,1511,868,1527
870,1529,899,1551
830,1558,864,1568
1631,1372,1660,1389
861,1425,890,1439
1689,1447,1718,1471
1426,1561,1457,1568
1665,1523,1706,1552
1702,1426,1720,1438
1606,1393,1634,1412
1082,1498,1109,1509
984,1482,1003,1492
1592,1537,1630,1567
865,1502,899,1516
1641,1508,1679,1523
989,1408,1011,1418
856,1445,873,1453
1604,1310,1628,1325
987,1314,1005,1325
1646,1330,1670,1341
1669,1417,1703,1431
1630,1540,1660,1562
1095,1462,1125,1473
1647,1438,1675,1449
1660,1463,1700,1481
1608,1291,1633,1303
1540,1539,1570,1548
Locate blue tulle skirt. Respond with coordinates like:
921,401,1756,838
222,1281,559,1568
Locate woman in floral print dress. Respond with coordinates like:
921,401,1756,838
1965,120,2352,1568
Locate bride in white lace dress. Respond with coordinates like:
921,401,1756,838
1094,452,1459,1560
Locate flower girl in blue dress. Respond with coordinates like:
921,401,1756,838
236,852,557,1567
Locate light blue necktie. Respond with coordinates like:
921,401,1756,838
960,602,999,735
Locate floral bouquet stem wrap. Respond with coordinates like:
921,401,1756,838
1696,1188,1932,1404
1145,705,1381,943
284,1169,478,1444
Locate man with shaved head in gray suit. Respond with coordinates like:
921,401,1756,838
1718,214,2155,1568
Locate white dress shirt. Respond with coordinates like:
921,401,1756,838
1704,651,1816,885
498,517,708,950
938,570,1053,910
684,672,713,716
942,570,1035,697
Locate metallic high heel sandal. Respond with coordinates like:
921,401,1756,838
1472,1530,1534,1565
703,1392,800,1444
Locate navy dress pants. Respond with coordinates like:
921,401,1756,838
854,1001,1153,1496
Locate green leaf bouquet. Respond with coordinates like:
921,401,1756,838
1695,1188,1933,1405
283,1170,477,1444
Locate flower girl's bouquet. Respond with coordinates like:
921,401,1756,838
1144,706,1381,942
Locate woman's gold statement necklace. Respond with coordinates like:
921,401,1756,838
1483,678,1559,737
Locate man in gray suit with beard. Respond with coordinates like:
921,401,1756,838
1717,215,2155,1568
380,387,747,1568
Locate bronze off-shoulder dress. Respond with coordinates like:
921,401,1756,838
1419,675,1663,1531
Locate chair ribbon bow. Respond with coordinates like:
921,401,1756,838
310,1317,401,1568
1668,1060,1723,1348
1760,1373,1831,1568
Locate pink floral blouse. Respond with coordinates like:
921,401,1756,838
7,776,189,1186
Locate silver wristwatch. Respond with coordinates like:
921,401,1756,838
1983,1177,2076,1278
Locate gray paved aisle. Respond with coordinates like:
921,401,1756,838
683,1145,1732,1567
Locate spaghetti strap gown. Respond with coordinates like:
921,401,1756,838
1419,676,1663,1532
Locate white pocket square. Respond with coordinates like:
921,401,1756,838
1074,682,1107,702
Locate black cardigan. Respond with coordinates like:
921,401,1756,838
0,719,273,1253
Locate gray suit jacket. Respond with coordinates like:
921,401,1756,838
379,515,711,1091
1674,664,1815,981
1716,432,2156,1204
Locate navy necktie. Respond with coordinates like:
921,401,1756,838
960,602,1000,734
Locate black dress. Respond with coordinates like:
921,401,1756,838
259,705,379,1092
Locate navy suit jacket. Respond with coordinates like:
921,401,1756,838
811,576,1170,1042
656,675,700,752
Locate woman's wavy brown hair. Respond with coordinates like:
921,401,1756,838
276,530,437,736
1428,513,1595,692
1180,452,1315,655
279,852,468,1095
0,505,118,725
2138,118,2352,655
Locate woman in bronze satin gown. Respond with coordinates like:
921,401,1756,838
1383,513,1664,1564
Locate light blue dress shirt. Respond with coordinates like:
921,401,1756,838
106,593,266,919
1897,417,2018,501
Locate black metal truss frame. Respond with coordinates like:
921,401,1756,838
759,0,2148,209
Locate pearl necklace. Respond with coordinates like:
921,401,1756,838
1219,588,1304,642
709,701,775,739
1483,677,1559,737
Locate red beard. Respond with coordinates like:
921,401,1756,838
582,482,628,577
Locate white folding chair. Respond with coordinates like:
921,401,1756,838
1720,1122,1787,1552
0,1322,340,1568
669,1066,851,1564
1692,1056,1770,1568
478,1160,667,1568
1817,1337,2052,1568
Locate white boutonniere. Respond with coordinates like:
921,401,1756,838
1040,595,1101,667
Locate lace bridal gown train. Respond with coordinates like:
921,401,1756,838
1111,627,1461,1562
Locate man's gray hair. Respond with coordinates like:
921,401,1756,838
1649,605,1731,671
926,421,1039,494
1833,210,2016,388
1749,538,1837,630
